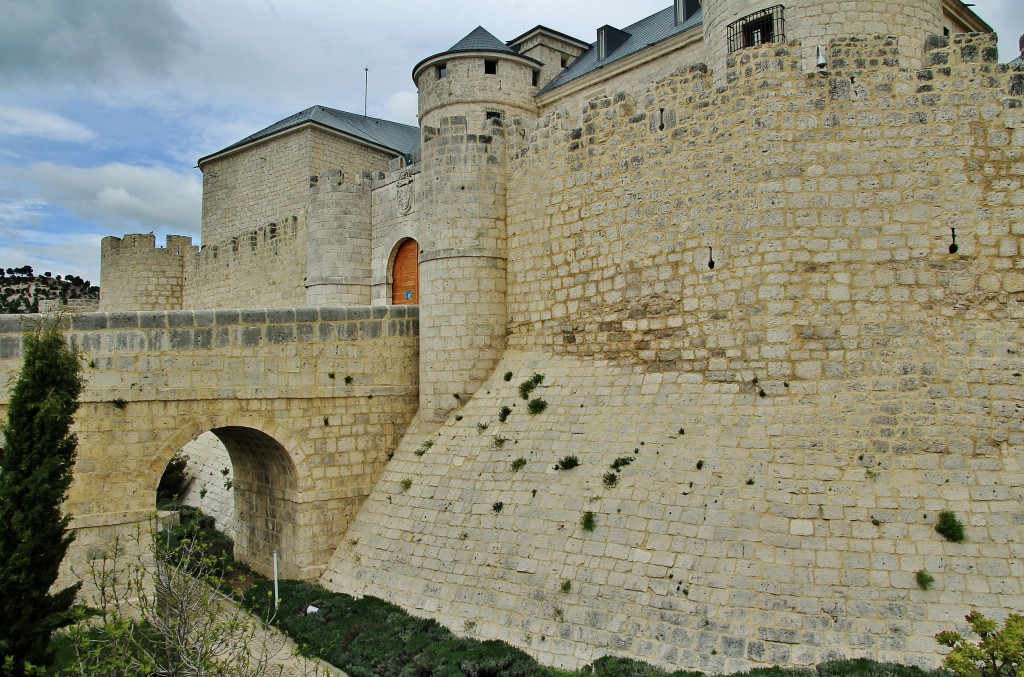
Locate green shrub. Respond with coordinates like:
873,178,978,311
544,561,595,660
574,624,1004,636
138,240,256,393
936,611,1024,677
527,398,548,415
492,501,504,514
554,455,579,470
916,569,935,590
602,472,619,488
498,405,512,422
581,511,596,531
510,458,527,472
503,371,513,382
610,456,635,471
399,478,412,492
518,373,544,400
817,658,945,677
936,510,966,542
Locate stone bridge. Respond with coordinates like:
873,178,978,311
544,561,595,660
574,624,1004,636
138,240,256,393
0,306,418,582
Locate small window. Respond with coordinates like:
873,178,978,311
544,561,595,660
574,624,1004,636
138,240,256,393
486,111,502,121
437,63,447,79
531,70,539,86
726,6,785,53
484,59,497,75
943,26,950,36
560,55,569,68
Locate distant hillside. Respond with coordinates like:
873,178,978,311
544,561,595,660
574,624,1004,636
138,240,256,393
0,266,99,314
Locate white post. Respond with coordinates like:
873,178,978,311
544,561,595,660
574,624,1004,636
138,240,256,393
273,551,279,609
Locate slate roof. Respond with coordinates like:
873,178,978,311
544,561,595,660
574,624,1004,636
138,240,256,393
198,105,420,165
540,5,703,93
1010,55,1022,67
448,26,517,55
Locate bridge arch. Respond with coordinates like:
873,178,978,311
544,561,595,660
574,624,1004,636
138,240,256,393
150,416,312,579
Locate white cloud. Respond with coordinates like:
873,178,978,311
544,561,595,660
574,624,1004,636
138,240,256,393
4,162,202,235
385,91,419,126
0,105,94,143
0,223,105,284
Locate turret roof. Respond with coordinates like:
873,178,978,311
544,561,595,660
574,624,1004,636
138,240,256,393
198,105,420,166
447,26,517,54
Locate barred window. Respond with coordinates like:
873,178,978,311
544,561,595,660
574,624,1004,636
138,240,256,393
727,6,785,53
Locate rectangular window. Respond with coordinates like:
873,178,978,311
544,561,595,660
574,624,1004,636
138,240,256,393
486,111,502,121
437,63,447,79
484,59,497,74
726,6,785,53
532,70,539,86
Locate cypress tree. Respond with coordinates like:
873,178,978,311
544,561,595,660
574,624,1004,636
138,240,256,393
0,319,84,674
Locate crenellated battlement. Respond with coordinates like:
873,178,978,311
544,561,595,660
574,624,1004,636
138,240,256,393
99,234,196,312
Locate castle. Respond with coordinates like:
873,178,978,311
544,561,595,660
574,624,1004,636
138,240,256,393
2,0,1023,671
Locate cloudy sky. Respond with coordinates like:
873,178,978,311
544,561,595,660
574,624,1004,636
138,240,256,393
1,0,1021,285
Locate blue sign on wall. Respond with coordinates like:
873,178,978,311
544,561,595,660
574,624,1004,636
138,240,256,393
406,291,413,300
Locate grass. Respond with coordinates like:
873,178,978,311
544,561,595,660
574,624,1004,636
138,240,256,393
527,398,548,415
603,472,619,488
510,457,527,472
498,405,513,422
916,569,935,590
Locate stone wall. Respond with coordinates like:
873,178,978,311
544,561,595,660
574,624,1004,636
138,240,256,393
0,306,419,583
99,234,195,311
199,127,394,246
183,216,307,309
321,33,1023,672
370,164,422,305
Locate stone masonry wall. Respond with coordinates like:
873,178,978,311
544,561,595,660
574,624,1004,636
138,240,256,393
99,234,196,311
183,216,307,309
322,33,1023,672
199,127,393,246
0,306,419,583
370,164,422,305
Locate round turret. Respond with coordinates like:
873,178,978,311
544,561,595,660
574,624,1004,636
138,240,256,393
702,0,943,82
413,26,541,129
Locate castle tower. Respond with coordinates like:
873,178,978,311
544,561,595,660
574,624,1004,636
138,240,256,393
99,234,194,311
305,169,373,306
412,28,541,421
701,0,943,83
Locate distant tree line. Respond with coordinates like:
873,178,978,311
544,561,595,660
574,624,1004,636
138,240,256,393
0,266,99,314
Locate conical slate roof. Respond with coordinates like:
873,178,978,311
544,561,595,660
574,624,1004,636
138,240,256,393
446,26,516,54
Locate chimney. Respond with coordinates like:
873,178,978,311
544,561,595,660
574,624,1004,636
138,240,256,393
597,25,630,60
674,0,701,25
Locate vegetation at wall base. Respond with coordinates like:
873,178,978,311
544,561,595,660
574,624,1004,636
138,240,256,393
0,318,84,675
242,579,953,677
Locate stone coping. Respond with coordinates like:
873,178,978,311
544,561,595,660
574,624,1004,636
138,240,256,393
0,306,419,334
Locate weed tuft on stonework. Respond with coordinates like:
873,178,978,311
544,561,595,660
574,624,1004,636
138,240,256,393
527,398,547,415
498,405,512,422
554,455,579,470
518,373,545,400
492,501,503,514
581,511,596,531
916,569,935,590
415,440,434,456
399,478,412,492
503,371,513,381
936,510,966,542
602,472,619,488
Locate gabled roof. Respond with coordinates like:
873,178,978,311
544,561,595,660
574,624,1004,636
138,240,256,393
540,5,702,94
198,105,420,166
1011,55,1022,67
448,26,516,54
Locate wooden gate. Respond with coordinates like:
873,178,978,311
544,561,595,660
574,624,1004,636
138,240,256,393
391,239,419,305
